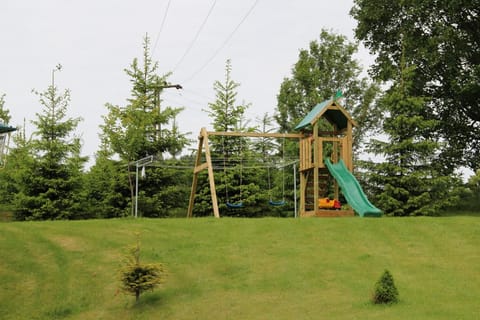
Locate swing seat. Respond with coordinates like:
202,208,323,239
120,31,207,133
269,200,286,206
226,202,244,209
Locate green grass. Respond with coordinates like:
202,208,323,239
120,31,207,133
1,216,479,319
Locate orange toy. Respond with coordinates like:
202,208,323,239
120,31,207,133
318,197,341,210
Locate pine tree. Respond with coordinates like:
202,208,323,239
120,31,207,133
82,145,130,218
372,270,399,304
204,59,248,156
14,74,87,220
365,61,464,216
101,35,188,217
0,94,16,208
195,60,265,216
119,234,166,302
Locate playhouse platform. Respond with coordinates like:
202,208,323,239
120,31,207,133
302,209,355,217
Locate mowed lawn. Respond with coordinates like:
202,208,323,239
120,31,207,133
1,216,479,320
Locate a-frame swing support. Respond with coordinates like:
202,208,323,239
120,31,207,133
187,128,304,218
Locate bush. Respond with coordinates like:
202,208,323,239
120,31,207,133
119,234,166,302
372,269,399,304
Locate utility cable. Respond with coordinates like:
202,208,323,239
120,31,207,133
172,0,218,72
182,0,260,83
152,0,173,57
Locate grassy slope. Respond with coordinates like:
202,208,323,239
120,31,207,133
1,217,479,320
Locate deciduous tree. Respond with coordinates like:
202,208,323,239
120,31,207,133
275,29,380,152
351,0,480,170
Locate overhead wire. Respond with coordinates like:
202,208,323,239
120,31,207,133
182,0,261,84
152,0,173,57
172,0,218,72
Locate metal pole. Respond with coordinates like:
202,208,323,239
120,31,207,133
131,155,154,218
293,162,297,218
135,163,139,218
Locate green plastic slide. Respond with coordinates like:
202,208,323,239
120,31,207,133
324,159,382,217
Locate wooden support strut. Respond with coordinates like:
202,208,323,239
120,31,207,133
188,128,220,218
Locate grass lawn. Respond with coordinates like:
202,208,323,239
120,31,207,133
1,215,479,319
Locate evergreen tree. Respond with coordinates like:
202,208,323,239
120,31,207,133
14,72,87,220
101,35,188,217
372,270,399,304
0,94,16,207
203,59,248,156
195,60,265,216
364,62,464,216
0,94,13,168
82,141,130,218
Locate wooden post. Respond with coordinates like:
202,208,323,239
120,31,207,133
313,124,319,216
187,131,205,217
346,121,353,171
202,129,220,218
318,138,324,168
187,128,220,218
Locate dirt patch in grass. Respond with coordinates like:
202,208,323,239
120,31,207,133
49,235,86,252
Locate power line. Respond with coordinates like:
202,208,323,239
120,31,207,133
152,0,173,57
172,0,218,72
182,0,261,83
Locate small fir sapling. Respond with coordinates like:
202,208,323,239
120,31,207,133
372,269,399,304
119,233,166,302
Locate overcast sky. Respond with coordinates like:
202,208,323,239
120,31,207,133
1,0,374,166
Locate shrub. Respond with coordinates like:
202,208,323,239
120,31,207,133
372,269,399,304
119,234,166,302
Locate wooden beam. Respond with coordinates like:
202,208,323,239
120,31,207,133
300,171,307,216
311,209,355,217
187,131,206,218
313,124,319,217
193,163,208,173
206,131,304,139
202,129,220,218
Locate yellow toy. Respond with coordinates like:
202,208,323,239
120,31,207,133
318,198,341,209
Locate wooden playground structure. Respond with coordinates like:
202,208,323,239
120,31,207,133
188,96,371,218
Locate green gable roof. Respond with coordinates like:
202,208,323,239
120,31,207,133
294,99,331,131
294,98,356,131
0,123,16,134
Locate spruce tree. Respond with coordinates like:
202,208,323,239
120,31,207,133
14,71,87,220
101,35,188,217
372,270,399,304
365,61,464,216
204,59,248,156
194,60,267,216
0,94,16,207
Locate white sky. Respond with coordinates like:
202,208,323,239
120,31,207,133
1,0,374,167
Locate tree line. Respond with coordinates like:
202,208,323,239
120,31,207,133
0,1,479,220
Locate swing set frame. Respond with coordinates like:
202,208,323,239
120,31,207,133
187,127,303,218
